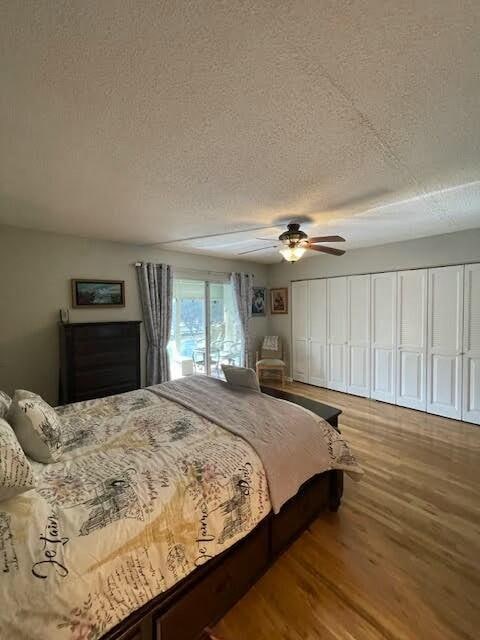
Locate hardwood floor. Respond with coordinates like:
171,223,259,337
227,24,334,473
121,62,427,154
213,383,480,640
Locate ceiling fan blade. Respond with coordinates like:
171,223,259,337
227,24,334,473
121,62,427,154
237,245,279,255
152,225,277,246
307,235,346,243
307,245,346,256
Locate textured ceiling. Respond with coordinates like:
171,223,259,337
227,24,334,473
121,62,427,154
1,1,479,263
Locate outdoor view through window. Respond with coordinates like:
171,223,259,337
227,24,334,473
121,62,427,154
168,279,242,379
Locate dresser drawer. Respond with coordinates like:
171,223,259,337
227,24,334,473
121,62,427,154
74,365,137,389
73,334,137,353
156,521,269,640
73,381,139,402
74,349,138,371
59,322,141,404
71,323,137,341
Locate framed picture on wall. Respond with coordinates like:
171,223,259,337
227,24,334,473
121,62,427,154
270,287,288,314
71,279,125,307
251,287,267,316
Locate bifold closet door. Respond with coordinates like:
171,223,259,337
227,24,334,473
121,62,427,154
308,279,327,387
370,272,397,403
462,263,480,424
426,266,464,419
347,275,370,397
396,269,427,410
292,281,308,382
327,277,348,391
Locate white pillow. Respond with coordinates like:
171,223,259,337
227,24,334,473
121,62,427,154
0,391,11,419
6,388,38,425
0,417,35,501
222,365,261,392
9,391,63,463
10,388,37,402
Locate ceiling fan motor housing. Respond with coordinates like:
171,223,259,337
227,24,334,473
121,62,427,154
278,223,308,246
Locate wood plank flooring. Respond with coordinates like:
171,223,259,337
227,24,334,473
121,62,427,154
213,383,480,640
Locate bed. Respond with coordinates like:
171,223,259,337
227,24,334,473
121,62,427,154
0,378,360,640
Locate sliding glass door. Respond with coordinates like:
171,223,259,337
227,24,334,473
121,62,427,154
209,282,242,376
169,279,205,379
169,279,240,379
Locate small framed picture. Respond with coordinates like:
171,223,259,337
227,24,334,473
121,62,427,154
251,287,267,316
270,287,288,314
71,279,125,308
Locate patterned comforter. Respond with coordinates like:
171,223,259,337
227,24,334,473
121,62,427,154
0,389,270,640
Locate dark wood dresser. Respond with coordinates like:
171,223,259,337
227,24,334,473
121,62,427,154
59,321,141,404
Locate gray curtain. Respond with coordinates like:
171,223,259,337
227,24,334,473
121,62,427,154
136,263,173,385
231,272,253,368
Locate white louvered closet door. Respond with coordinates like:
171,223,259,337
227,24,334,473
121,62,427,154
462,263,480,424
292,281,309,382
426,266,464,419
327,277,348,391
308,279,327,387
347,275,370,397
396,269,428,410
370,272,397,403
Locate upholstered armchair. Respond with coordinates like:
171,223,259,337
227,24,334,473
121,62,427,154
255,336,286,386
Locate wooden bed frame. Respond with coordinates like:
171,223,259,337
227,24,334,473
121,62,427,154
102,386,343,640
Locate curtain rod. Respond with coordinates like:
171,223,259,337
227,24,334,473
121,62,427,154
133,262,238,278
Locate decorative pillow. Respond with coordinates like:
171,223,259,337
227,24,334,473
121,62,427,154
222,365,261,392
0,391,11,419
0,417,35,501
10,388,37,402
8,391,63,463
6,388,38,424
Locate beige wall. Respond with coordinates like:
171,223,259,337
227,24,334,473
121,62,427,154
267,229,480,375
2,224,480,401
0,224,269,403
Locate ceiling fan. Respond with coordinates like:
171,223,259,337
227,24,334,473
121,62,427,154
237,223,346,262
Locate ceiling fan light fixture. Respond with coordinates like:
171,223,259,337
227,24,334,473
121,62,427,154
278,223,308,244
279,245,306,263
